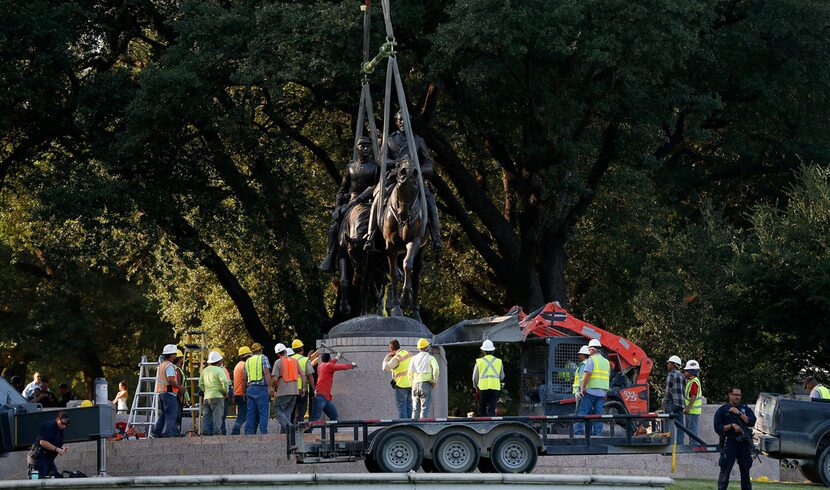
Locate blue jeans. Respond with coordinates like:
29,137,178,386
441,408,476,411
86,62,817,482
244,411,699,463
311,395,339,422
154,392,178,437
394,388,412,419
231,395,247,435
245,385,270,435
575,393,605,436
685,413,700,444
220,397,228,434
201,398,224,436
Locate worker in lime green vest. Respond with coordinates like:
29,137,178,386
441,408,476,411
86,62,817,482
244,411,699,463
683,360,703,444
571,345,591,434
576,338,610,436
804,376,830,400
472,340,504,416
290,339,315,423
382,339,414,419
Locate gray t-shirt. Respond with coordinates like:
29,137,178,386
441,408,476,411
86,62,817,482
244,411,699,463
271,357,300,396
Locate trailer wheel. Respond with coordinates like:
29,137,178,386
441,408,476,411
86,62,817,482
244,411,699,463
798,464,821,484
490,433,538,473
376,431,424,473
477,456,497,473
421,458,437,472
818,445,830,486
433,431,480,473
364,453,382,473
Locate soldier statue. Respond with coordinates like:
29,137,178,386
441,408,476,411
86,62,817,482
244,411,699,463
319,136,380,272
367,111,442,253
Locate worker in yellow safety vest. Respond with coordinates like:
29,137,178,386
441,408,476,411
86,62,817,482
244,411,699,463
382,339,414,419
408,338,439,419
472,339,504,416
576,338,610,436
804,376,830,400
683,360,703,443
290,339,315,423
572,345,591,403
242,342,273,435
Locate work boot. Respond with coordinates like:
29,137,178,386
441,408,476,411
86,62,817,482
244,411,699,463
319,255,335,273
426,190,442,253
319,221,339,272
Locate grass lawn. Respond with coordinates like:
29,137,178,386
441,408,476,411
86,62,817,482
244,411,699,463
668,480,820,489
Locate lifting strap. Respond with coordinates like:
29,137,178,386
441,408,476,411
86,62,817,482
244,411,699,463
352,0,380,163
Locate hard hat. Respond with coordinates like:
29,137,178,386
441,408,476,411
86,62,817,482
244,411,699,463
250,343,263,352
588,339,602,348
162,344,178,355
238,346,252,357
274,343,287,354
578,346,590,356
286,348,294,356
684,360,700,371
481,339,496,351
292,339,304,349
667,355,682,366
214,349,224,357
80,400,93,408
176,349,184,357
417,338,430,350
207,351,223,364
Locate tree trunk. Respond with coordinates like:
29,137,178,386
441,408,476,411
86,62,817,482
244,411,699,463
79,351,105,401
540,236,569,308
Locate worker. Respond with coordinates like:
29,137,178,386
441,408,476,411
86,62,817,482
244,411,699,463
572,345,591,434
309,352,356,429
29,411,71,478
199,350,229,436
683,360,703,443
152,344,182,438
272,343,300,434
804,376,830,400
663,354,686,444
213,349,232,435
173,349,187,436
291,339,316,423
381,339,413,419
472,339,503,417
243,342,273,435
713,386,756,490
231,346,251,435
576,338,609,436
408,338,439,419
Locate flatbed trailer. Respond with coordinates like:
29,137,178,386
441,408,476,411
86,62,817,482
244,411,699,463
287,414,717,473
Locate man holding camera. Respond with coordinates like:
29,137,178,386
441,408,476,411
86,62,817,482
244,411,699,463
713,387,757,490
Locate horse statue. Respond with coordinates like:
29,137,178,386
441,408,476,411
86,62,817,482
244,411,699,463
381,155,427,319
336,200,385,316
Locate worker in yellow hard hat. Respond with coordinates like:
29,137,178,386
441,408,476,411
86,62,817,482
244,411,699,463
290,339,315,423
408,338,439,419
231,346,252,434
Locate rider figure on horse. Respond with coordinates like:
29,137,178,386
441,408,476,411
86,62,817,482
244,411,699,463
369,110,442,253
320,136,380,272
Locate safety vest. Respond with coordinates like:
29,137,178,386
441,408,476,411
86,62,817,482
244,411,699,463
391,349,413,388
586,354,610,391
815,385,830,399
281,356,299,382
292,354,309,390
156,360,179,394
685,376,703,414
476,355,503,391
245,354,265,383
572,359,587,394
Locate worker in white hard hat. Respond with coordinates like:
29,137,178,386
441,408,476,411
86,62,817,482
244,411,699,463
663,354,687,445
472,339,504,417
271,343,300,434
199,351,229,435
408,338,439,419
575,339,610,436
152,344,182,438
682,360,703,443
571,346,591,434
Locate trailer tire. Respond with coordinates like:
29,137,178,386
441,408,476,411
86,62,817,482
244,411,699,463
477,457,497,473
490,433,538,473
421,458,437,473
433,431,480,473
818,445,830,486
798,464,821,484
365,453,382,473
376,431,424,473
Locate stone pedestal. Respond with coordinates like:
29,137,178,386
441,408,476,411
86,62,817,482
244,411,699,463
316,315,448,420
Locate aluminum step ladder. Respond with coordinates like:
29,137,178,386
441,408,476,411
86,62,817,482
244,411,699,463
126,356,159,438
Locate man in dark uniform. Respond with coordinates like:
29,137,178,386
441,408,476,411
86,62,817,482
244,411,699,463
381,111,442,252
713,387,757,490
31,411,70,478
320,136,380,272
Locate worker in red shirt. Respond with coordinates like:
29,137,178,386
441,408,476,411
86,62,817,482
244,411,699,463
307,353,356,429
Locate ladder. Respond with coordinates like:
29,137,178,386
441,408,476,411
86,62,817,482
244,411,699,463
182,330,207,435
127,355,159,437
